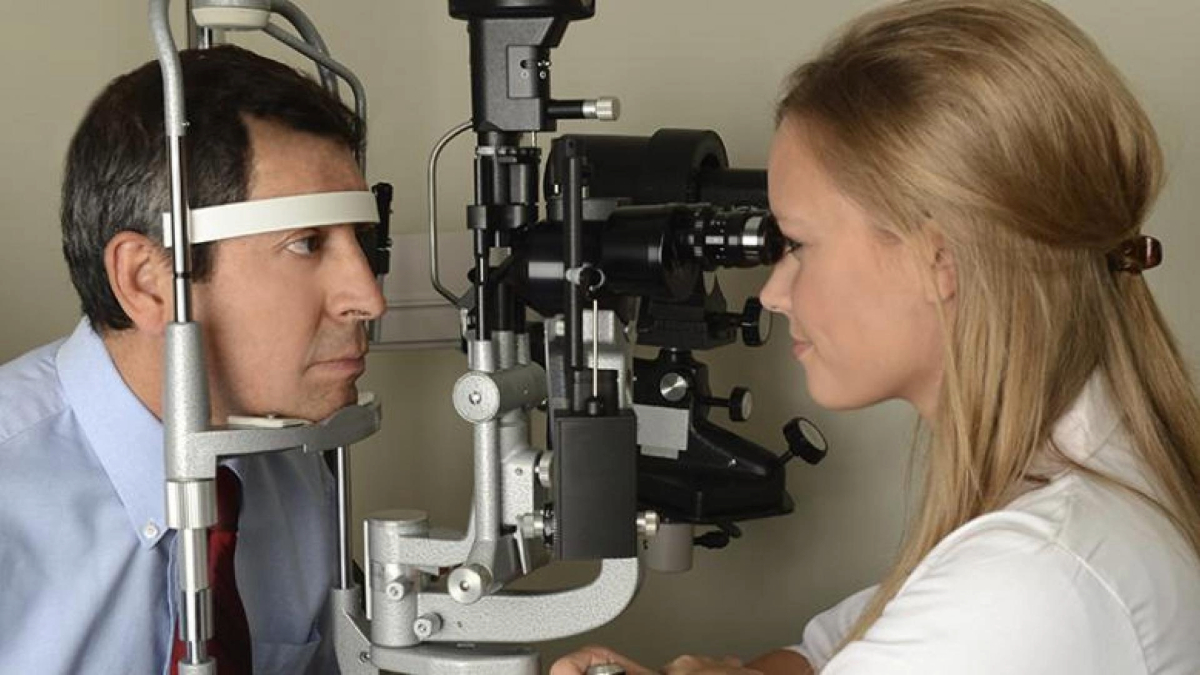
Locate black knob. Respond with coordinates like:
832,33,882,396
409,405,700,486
739,298,771,347
701,386,753,422
781,417,827,465
728,386,752,422
694,521,742,549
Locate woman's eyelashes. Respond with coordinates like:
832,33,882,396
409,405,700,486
784,237,805,260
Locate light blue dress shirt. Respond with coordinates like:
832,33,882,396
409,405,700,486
0,320,340,674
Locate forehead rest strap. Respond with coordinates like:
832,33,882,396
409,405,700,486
161,190,379,247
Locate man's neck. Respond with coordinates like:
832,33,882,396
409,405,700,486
102,328,166,421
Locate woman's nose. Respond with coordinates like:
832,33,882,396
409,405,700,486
758,262,792,315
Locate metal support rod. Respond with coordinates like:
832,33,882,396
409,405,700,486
185,0,200,48
269,0,339,95
564,148,585,399
151,0,193,323
427,121,473,305
335,446,353,589
167,136,193,323
185,0,219,48
152,5,216,671
474,418,501,538
473,229,490,341
469,340,500,537
262,22,368,171
178,526,212,666
591,301,599,398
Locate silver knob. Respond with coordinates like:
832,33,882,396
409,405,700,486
535,452,553,489
583,97,621,121
659,372,689,402
519,512,547,541
637,510,661,537
448,563,493,605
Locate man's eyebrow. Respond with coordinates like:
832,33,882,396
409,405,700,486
271,226,318,244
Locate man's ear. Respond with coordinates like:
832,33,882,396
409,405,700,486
104,231,173,335
922,228,957,304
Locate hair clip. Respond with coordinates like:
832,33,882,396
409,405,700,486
1107,235,1162,274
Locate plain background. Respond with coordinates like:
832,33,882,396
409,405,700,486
1,0,1196,668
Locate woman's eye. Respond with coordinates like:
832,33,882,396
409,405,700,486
285,235,319,256
785,238,805,260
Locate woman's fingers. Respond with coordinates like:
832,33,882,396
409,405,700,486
661,654,761,675
549,645,655,675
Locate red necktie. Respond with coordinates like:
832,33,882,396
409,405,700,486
171,466,254,674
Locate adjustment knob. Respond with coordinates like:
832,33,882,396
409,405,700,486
739,298,771,347
448,563,492,605
781,417,828,465
701,387,753,422
583,97,621,121
659,372,690,403
728,387,753,422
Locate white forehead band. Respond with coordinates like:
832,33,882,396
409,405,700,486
161,190,379,248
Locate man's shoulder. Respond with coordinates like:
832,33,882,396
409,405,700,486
0,338,70,447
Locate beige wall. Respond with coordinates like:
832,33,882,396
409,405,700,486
2,0,1197,668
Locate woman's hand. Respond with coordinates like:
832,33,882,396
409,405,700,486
550,645,764,675
549,645,656,675
659,654,764,674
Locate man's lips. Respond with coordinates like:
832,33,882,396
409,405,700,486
311,353,366,375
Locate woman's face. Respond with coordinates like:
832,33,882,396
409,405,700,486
759,117,950,419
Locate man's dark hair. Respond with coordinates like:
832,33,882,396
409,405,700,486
61,45,363,332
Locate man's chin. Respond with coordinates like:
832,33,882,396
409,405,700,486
309,385,361,420
248,386,360,424
298,386,355,417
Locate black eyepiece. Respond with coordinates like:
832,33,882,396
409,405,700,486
677,206,783,271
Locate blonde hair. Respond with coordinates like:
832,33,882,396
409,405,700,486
776,0,1200,645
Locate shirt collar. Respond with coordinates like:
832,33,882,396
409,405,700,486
56,319,169,549
1049,370,1122,467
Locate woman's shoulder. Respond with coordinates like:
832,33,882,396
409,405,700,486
951,440,1200,615
875,471,1200,674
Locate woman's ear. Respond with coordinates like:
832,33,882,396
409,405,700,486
104,231,173,335
922,228,957,304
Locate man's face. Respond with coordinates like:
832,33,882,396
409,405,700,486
192,117,385,422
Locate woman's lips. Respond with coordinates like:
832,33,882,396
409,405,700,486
792,340,813,359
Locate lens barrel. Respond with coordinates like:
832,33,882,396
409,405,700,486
677,205,782,271
518,203,782,317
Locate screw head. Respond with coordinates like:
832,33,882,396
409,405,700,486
413,613,443,640
385,581,406,600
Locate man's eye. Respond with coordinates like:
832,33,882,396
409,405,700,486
285,235,320,256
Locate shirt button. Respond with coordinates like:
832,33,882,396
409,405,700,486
143,522,160,539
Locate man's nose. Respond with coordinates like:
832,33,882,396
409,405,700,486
330,227,387,322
